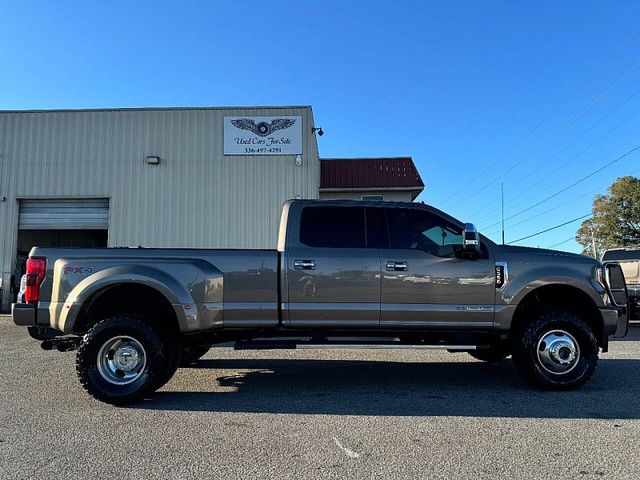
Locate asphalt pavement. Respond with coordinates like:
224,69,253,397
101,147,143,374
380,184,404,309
1,317,639,479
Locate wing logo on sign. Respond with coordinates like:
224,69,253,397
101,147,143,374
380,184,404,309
230,118,296,137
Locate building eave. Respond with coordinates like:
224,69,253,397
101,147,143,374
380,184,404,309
319,186,424,193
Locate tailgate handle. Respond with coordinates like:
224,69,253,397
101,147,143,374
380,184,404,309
294,259,316,270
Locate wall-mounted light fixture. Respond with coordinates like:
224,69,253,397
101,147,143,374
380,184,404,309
146,155,160,165
295,155,303,166
311,127,324,136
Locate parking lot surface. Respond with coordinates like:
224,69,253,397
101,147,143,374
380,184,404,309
1,318,639,479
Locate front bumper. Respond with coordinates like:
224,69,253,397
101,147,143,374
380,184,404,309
628,287,639,320
11,303,36,326
601,305,628,339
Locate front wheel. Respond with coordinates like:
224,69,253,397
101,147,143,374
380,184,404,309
512,310,598,390
76,316,175,405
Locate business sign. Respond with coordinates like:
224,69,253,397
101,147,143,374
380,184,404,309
224,115,302,155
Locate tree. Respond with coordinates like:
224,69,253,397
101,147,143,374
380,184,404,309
577,176,640,258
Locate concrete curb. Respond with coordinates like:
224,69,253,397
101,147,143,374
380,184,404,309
0,315,11,322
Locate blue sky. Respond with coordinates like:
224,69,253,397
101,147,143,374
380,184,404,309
1,1,639,253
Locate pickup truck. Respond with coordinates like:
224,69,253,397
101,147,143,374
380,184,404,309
602,246,639,320
12,199,629,405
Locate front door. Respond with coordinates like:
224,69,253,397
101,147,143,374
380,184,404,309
380,206,495,328
285,205,382,328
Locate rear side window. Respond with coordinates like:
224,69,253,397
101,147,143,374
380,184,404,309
300,206,366,248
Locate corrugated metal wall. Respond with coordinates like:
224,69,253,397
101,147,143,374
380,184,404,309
0,106,319,310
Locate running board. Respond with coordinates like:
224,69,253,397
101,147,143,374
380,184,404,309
234,339,481,351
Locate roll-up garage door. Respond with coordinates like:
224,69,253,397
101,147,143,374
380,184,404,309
18,199,109,230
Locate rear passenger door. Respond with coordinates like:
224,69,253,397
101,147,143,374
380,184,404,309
285,205,383,328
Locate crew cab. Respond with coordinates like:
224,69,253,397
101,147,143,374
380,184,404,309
12,200,629,404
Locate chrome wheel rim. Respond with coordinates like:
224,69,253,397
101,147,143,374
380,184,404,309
97,336,147,385
536,329,580,375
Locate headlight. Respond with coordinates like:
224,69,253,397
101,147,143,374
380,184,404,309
594,266,606,289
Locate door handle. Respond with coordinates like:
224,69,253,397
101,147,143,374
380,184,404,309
294,259,316,270
386,261,408,271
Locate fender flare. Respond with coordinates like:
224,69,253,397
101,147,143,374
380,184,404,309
506,276,604,307
57,265,195,333
495,271,605,332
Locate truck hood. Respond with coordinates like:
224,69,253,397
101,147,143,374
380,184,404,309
492,244,598,265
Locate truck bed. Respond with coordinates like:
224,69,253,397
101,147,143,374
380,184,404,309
28,246,280,332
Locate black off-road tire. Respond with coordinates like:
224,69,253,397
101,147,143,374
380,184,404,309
152,332,181,390
76,316,176,405
179,345,211,366
512,310,598,390
468,344,510,363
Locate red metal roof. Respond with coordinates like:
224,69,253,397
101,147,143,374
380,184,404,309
320,157,424,190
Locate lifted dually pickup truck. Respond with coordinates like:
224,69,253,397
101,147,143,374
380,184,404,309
13,200,629,404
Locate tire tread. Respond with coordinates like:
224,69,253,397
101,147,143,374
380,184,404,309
76,315,176,405
512,310,598,390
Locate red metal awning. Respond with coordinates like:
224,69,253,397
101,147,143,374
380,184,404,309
320,157,424,190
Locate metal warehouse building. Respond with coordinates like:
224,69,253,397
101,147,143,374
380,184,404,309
0,106,424,310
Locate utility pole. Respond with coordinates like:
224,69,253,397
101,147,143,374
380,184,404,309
501,182,505,245
590,226,597,259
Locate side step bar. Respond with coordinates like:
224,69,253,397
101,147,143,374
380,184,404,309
234,339,482,351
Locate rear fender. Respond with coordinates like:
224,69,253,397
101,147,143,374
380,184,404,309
52,260,223,333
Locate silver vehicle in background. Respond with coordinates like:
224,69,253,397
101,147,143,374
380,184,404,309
11,200,629,405
602,246,639,320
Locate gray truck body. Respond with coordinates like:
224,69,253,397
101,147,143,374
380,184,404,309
13,199,627,344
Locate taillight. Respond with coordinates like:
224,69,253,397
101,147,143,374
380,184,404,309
24,257,46,303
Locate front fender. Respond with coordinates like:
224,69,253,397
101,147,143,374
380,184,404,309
503,274,604,307
494,266,606,331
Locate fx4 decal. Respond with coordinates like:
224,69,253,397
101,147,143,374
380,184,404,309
63,266,94,275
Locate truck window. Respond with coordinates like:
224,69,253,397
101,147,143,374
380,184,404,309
602,249,640,261
386,208,462,258
300,206,366,248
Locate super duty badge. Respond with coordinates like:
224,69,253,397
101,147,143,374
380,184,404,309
495,262,508,289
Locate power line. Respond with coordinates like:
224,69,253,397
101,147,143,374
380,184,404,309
510,87,640,196
494,101,640,216
468,89,640,222
437,28,640,208
446,58,640,210
480,143,640,233
507,214,592,245
546,237,576,249
482,183,603,235
481,143,640,230
481,164,640,240
439,27,640,207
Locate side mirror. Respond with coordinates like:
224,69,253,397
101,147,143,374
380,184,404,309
462,223,481,259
